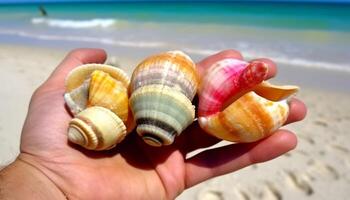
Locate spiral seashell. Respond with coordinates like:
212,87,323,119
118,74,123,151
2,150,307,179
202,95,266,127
129,51,199,146
198,58,299,142
68,106,126,150
64,64,134,150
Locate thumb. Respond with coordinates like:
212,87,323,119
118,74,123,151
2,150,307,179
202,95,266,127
21,49,107,150
44,48,107,91
28,48,107,114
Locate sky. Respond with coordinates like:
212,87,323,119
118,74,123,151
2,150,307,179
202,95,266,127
1,0,349,3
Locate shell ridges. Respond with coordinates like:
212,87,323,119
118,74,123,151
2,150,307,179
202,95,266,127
88,70,129,122
64,63,133,151
198,58,298,143
129,51,198,146
130,84,195,146
68,106,127,150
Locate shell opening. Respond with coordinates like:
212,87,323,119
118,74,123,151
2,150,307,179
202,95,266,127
142,133,163,147
136,124,176,147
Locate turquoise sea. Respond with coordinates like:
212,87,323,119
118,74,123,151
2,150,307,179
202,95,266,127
0,1,350,84
1,2,350,31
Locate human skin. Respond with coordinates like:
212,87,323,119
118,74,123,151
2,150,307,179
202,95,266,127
0,49,306,200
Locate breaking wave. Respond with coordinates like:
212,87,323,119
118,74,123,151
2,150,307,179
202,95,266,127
31,17,116,29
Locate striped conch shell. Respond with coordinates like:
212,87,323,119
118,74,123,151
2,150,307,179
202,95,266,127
129,51,199,147
198,59,299,142
64,64,134,150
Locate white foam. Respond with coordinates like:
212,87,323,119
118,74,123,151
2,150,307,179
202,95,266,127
31,17,116,29
184,47,350,73
272,57,350,73
0,29,166,48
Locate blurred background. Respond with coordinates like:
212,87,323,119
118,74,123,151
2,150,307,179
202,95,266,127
0,0,349,199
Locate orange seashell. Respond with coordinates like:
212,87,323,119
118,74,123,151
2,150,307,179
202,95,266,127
88,70,129,123
198,58,299,142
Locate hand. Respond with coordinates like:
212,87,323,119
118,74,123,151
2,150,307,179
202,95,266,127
0,49,306,200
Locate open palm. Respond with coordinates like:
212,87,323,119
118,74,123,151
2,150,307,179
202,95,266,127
18,49,306,200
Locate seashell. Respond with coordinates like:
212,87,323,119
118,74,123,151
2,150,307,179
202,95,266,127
64,64,134,150
68,106,126,150
129,51,198,146
130,51,198,99
198,58,299,143
65,64,130,92
88,70,129,123
64,64,130,116
253,81,300,102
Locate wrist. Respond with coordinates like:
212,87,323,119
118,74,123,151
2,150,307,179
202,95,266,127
0,158,66,200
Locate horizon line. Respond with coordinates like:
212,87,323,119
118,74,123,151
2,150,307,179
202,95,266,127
1,0,350,4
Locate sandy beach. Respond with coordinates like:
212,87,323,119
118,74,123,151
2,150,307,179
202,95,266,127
0,44,349,199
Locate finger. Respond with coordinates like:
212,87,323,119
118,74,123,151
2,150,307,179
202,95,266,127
45,48,107,89
184,130,297,188
196,49,244,77
285,98,307,125
250,58,277,79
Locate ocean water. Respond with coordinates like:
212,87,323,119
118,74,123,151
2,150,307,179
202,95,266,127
0,1,350,74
